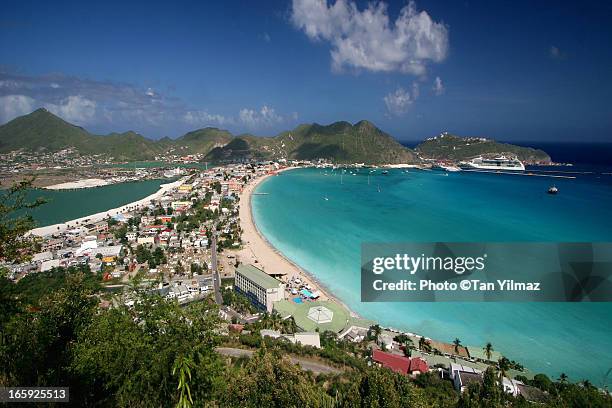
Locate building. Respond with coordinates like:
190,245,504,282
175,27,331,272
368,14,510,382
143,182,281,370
292,332,321,348
451,363,483,393
372,349,410,375
408,357,429,375
234,264,285,312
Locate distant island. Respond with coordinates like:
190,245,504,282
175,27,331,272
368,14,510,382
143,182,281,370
0,109,551,165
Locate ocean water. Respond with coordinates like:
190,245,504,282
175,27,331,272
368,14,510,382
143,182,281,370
252,166,612,386
19,179,167,227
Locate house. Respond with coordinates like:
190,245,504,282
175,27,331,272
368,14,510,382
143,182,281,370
372,349,410,375
137,236,155,245
378,334,395,350
126,231,137,242
339,326,369,343
32,251,54,265
40,259,61,272
159,216,173,224
408,357,429,375
41,238,63,252
171,201,192,210
451,363,483,393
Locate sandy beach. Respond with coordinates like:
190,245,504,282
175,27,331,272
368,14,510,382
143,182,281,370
44,178,110,190
238,168,338,304
29,177,186,237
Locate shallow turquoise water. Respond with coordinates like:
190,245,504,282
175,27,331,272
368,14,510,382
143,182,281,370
20,179,167,227
252,167,612,385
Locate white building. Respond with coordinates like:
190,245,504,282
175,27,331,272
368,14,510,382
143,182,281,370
234,264,285,312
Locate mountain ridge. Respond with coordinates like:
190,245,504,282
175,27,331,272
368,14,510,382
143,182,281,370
0,109,551,164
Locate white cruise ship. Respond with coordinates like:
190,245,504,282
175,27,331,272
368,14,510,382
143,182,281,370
462,156,525,171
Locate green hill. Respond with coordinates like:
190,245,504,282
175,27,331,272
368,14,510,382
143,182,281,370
0,110,416,164
174,128,233,154
0,108,92,153
415,132,551,163
204,120,417,164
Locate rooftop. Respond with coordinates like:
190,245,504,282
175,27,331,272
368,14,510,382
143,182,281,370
236,264,282,290
372,350,410,375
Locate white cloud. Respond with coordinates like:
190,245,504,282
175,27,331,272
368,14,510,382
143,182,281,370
0,72,299,135
183,110,231,126
384,82,419,115
432,76,444,95
0,94,35,123
45,95,97,125
291,0,449,75
238,105,284,128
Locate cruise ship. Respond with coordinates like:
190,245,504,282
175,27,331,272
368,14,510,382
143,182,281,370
461,156,525,171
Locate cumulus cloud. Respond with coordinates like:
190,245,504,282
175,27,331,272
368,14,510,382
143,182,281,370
291,0,448,75
44,95,97,125
0,72,299,135
0,94,35,123
239,105,284,128
183,110,230,126
384,82,419,116
432,76,444,95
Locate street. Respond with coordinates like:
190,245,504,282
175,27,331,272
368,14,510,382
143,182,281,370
215,347,343,375
212,232,223,305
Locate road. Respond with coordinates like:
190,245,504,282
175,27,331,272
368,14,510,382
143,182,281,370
211,232,223,305
215,347,342,375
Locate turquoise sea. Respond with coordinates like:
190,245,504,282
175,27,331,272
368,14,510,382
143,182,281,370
252,167,612,386
22,179,167,227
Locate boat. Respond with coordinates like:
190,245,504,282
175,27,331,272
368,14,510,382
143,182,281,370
381,170,389,175
461,156,525,171
547,185,558,195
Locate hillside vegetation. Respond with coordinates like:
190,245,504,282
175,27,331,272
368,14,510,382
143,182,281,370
416,133,551,163
0,110,551,165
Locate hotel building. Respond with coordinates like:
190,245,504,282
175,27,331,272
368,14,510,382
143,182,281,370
235,264,285,312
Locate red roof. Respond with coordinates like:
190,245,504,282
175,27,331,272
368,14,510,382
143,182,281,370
372,350,410,374
409,357,429,373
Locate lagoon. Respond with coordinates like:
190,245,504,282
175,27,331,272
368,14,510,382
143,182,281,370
22,179,167,227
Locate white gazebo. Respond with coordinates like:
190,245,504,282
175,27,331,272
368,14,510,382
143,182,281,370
307,306,334,324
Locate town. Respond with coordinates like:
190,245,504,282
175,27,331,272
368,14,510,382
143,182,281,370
1,159,562,405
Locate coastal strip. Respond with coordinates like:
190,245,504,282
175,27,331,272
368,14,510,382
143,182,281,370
44,178,111,190
29,177,187,237
238,168,351,310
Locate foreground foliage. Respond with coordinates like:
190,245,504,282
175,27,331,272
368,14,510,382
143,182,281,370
1,268,610,407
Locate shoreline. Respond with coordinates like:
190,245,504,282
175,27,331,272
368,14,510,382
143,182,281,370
44,178,110,190
29,177,187,237
237,166,541,376
238,167,360,317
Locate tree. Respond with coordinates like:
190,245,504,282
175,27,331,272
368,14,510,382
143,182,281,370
497,357,511,381
453,338,462,354
173,355,195,408
558,372,568,383
0,178,46,263
484,342,494,360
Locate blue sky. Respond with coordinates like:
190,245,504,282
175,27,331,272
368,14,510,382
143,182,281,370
1,0,611,141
